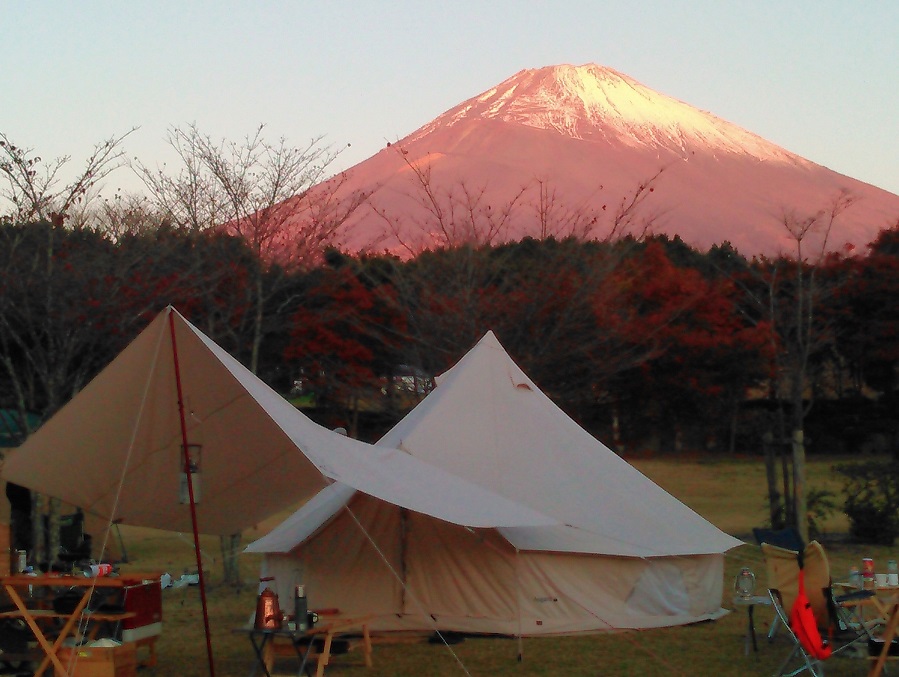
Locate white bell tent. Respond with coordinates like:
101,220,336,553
248,331,742,635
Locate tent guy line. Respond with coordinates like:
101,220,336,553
92,312,162,554
348,500,683,675
288,476,697,676
342,505,474,677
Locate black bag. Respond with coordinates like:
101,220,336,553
869,638,899,657
51,589,85,615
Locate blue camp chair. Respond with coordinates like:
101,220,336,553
753,526,805,553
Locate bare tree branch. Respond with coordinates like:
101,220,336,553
1,130,135,226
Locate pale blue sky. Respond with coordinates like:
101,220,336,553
3,1,897,196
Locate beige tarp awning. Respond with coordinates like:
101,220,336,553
2,308,558,535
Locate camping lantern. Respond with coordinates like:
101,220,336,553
734,566,756,598
179,443,202,504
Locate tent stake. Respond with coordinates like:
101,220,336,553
169,311,216,677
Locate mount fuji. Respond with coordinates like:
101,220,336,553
305,64,899,258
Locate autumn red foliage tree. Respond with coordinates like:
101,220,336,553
829,226,899,400
597,241,771,451
284,254,405,434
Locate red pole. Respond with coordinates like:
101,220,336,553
169,311,217,677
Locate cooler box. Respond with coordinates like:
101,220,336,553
57,643,137,677
120,577,162,643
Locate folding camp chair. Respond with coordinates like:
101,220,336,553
762,540,846,638
764,540,877,642
803,541,878,657
765,540,877,675
769,588,827,677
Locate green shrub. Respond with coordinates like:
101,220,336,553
806,487,838,541
764,486,837,540
833,461,899,545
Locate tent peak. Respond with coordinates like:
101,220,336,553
476,330,502,349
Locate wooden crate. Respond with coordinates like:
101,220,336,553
57,643,137,677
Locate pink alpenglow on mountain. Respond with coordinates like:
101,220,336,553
296,64,899,259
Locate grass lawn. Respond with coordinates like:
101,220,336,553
31,455,899,675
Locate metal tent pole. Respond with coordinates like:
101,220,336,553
169,310,216,677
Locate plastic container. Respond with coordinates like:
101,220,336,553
863,558,875,585
83,563,113,578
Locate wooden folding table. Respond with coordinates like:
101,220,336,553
0,573,137,677
241,614,373,677
870,599,899,677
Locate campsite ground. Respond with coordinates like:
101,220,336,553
12,455,891,676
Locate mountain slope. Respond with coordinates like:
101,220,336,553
306,64,899,258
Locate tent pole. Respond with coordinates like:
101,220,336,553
399,508,408,614
516,548,523,662
169,311,217,677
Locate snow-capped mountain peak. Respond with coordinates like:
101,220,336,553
414,63,804,165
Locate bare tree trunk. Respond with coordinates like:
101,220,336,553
762,432,781,527
220,533,242,587
611,402,623,453
792,428,808,543
249,274,265,375
728,399,739,455
349,391,360,440
780,439,793,529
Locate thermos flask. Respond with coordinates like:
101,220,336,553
295,584,308,632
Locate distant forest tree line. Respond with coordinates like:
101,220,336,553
1,216,897,456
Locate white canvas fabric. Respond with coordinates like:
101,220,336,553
248,331,741,634
1,310,558,535
379,331,740,557
257,492,728,635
